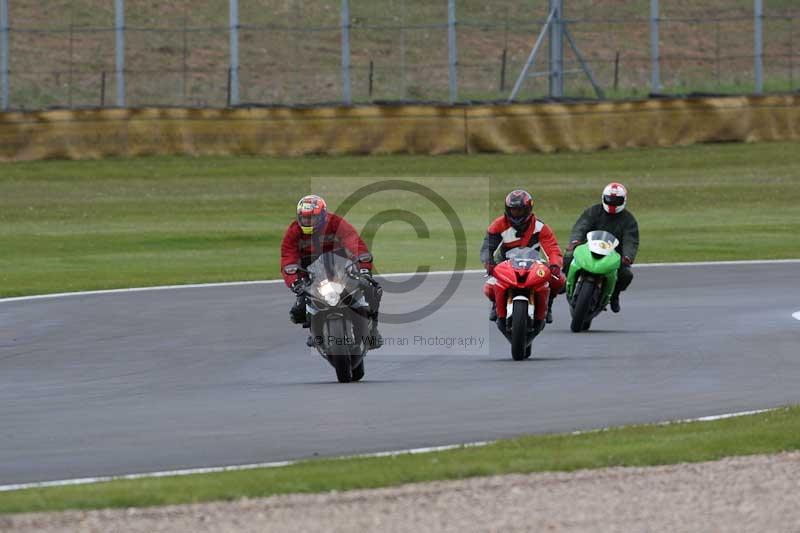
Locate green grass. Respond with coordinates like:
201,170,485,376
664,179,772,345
1,406,798,514
1,141,799,297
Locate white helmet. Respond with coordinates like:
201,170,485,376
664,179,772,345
602,182,627,214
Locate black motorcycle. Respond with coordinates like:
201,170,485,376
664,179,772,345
292,251,375,383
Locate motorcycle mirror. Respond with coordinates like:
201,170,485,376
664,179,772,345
283,264,299,275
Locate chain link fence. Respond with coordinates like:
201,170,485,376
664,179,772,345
1,0,798,110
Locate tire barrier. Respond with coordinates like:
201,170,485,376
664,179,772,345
0,95,797,162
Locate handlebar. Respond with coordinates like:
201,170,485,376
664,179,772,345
285,251,373,281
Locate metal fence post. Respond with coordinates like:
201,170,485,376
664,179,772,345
0,0,8,110
549,0,563,98
341,0,351,105
229,0,240,106
790,16,795,90
509,6,556,102
400,0,407,99
448,0,457,104
650,0,661,93
115,0,125,107
68,8,74,108
754,0,763,94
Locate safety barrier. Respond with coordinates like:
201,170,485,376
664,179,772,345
0,96,798,162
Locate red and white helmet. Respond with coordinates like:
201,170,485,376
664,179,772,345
602,182,627,214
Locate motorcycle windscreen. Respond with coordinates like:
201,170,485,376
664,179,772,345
306,251,358,303
585,231,619,256
307,251,348,281
505,246,541,269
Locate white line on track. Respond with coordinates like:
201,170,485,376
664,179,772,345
0,280,281,304
0,442,491,493
670,408,774,423
1,259,798,305
632,259,800,268
0,408,779,493
568,408,776,436
793,311,800,322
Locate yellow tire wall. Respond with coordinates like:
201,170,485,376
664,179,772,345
0,96,798,162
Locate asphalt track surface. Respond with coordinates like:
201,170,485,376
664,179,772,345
1,263,799,485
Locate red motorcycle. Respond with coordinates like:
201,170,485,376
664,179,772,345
491,247,551,360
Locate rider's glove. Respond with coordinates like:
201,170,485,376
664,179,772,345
548,264,561,278
621,255,633,266
356,253,373,273
484,262,496,276
290,279,307,295
359,268,379,288
566,240,582,253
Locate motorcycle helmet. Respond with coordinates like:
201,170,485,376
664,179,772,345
296,195,328,235
504,189,533,229
602,182,627,214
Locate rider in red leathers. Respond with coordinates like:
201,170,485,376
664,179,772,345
281,194,382,347
480,190,566,327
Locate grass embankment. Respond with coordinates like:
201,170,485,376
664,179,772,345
1,141,799,297
1,406,798,514
8,1,800,107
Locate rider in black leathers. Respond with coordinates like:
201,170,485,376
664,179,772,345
563,182,640,313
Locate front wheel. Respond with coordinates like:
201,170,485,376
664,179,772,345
511,299,529,361
570,280,596,333
327,318,353,383
352,360,365,382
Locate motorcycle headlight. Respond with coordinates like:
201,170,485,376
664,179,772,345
323,292,340,306
318,280,344,306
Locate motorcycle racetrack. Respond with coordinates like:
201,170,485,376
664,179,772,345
0,261,799,486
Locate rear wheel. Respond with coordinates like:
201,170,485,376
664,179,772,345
327,318,353,383
570,280,596,333
511,299,529,361
524,344,532,359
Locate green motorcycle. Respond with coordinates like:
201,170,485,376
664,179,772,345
566,230,621,332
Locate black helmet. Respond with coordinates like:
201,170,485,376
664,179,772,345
504,189,533,228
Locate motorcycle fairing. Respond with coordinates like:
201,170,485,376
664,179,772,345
567,233,621,306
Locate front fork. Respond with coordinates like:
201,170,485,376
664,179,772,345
499,288,548,339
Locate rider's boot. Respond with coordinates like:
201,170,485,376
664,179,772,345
533,318,545,335
610,291,621,313
546,294,556,324
289,297,306,324
496,317,509,333
368,314,383,349
489,302,497,322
